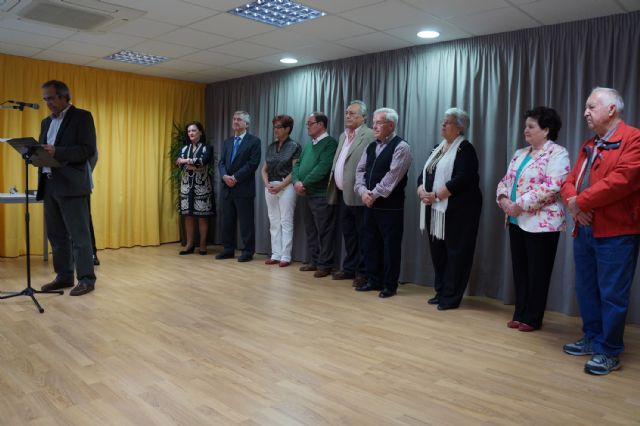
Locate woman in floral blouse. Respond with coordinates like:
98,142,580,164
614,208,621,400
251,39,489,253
496,107,570,331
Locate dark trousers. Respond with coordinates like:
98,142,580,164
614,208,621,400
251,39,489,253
362,208,404,291
427,205,480,308
222,196,255,255
44,183,95,285
302,196,336,271
339,195,366,277
88,196,97,256
508,224,560,328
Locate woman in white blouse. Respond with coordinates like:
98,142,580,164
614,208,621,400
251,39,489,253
496,107,570,332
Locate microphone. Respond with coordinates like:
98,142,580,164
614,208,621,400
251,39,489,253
8,100,39,110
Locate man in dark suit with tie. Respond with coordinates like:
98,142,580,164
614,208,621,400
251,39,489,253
217,111,262,262
37,80,97,296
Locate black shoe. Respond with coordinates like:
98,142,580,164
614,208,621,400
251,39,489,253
427,296,439,305
437,304,458,311
179,246,195,255
69,282,95,296
41,278,74,292
378,289,397,298
215,251,234,259
355,283,381,292
238,253,253,262
93,255,100,266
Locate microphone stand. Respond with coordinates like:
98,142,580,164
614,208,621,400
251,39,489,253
0,149,64,313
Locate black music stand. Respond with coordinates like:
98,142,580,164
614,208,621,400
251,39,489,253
1,137,63,313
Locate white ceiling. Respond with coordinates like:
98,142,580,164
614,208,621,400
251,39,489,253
0,0,637,84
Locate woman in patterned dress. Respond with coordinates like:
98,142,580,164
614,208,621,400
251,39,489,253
496,107,570,331
176,121,214,255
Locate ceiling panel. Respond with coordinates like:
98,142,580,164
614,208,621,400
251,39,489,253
49,40,118,57
0,17,76,38
110,0,220,26
290,42,366,61
288,15,375,41
180,0,247,11
225,59,283,73
244,29,318,50
156,28,233,49
153,59,211,73
209,41,282,60
85,58,149,73
112,18,179,38
190,13,275,38
33,49,97,65
518,0,625,25
129,40,199,58
0,27,62,49
335,31,412,53
445,7,540,36
340,0,441,31
300,0,386,14
618,0,640,11
404,0,510,19
180,50,245,66
0,41,42,57
68,32,146,50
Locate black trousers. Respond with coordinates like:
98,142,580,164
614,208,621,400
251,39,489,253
302,196,336,271
427,205,481,308
362,208,404,291
221,196,255,255
338,195,366,277
508,223,560,328
44,182,95,285
88,196,97,256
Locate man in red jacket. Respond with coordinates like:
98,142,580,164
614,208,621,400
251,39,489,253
560,87,640,375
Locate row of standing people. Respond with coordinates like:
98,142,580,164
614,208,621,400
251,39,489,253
177,87,640,376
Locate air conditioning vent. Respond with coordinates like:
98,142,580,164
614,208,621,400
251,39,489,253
2,0,146,31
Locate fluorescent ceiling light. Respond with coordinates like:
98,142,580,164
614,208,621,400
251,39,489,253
229,0,326,28
104,50,168,66
417,30,440,39
280,57,298,64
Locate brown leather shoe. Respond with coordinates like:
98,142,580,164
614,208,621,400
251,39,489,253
332,271,355,280
265,259,279,265
41,279,74,292
299,264,317,272
352,276,368,287
313,269,331,278
69,282,95,296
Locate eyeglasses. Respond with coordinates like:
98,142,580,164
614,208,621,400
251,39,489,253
306,121,319,127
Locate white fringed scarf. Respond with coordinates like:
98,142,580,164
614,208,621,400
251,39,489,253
419,135,465,240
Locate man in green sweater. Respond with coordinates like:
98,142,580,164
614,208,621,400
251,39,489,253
292,112,339,277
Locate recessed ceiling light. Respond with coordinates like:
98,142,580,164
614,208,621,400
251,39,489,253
280,57,298,64
229,0,326,28
417,30,440,39
105,50,168,66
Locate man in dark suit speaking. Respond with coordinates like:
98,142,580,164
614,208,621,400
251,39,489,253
38,80,97,296
217,111,261,262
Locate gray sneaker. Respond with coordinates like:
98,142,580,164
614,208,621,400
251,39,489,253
563,337,595,356
584,354,621,375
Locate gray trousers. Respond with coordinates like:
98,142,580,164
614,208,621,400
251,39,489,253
302,196,336,271
44,183,96,285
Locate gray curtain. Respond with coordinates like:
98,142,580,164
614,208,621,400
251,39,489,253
205,12,640,323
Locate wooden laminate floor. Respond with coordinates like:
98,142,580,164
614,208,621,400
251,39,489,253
0,244,638,425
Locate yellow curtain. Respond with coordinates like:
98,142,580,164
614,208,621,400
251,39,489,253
0,54,205,257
